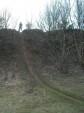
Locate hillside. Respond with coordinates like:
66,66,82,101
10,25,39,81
0,29,84,79
0,29,84,113
22,29,84,97
22,29,84,76
0,29,84,85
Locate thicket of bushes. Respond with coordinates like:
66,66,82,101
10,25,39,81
0,29,84,74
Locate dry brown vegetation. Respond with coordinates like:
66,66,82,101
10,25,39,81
0,29,84,96
0,29,84,112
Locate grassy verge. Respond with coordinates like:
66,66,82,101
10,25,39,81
0,81,83,113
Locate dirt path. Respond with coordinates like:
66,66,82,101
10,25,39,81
19,32,84,105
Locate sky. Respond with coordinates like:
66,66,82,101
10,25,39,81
0,0,50,29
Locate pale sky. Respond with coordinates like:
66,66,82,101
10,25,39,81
0,0,50,29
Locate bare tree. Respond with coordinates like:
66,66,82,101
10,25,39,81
50,1,61,30
0,10,11,29
37,5,52,31
0,16,4,29
2,10,11,28
37,1,61,31
57,0,73,29
75,0,84,29
37,0,73,31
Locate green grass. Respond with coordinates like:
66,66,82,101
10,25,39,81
0,81,83,113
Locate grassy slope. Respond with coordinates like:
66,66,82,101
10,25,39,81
39,65,84,98
0,81,84,113
0,29,84,112
22,29,84,101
